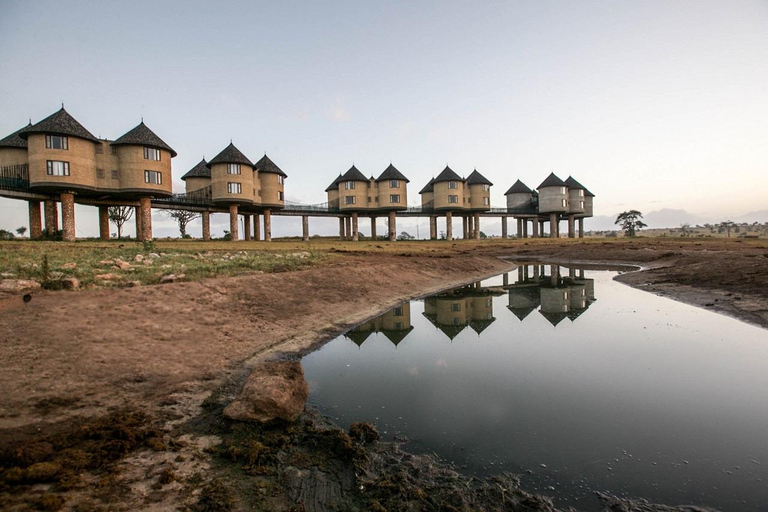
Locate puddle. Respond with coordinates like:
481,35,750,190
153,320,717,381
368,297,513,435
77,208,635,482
302,263,768,511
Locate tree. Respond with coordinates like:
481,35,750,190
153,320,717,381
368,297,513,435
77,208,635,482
479,231,487,239
108,206,134,239
397,231,415,241
16,226,27,237
166,209,200,237
720,221,734,238
679,224,692,237
615,210,647,237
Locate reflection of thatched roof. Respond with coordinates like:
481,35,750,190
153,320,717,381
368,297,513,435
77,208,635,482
566,308,587,322
345,330,372,346
507,305,536,321
539,310,568,327
434,285,505,299
380,326,414,346
469,317,495,334
422,312,466,340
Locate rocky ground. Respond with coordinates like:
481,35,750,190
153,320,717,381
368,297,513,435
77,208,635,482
0,237,765,511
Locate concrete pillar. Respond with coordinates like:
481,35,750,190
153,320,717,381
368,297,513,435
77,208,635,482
135,206,143,240
578,218,584,238
473,212,480,239
229,204,239,241
463,215,469,239
253,213,261,241
568,214,575,239
539,220,545,237
345,216,352,241
446,211,453,241
243,214,251,241
302,215,309,241
60,193,75,241
352,212,359,241
370,217,377,240
429,216,437,240
28,201,42,239
264,209,272,242
532,218,539,238
388,211,396,242
98,206,110,240
550,213,558,238
523,220,528,238
139,197,152,241
516,218,523,238
202,211,211,241
339,217,345,240
501,217,508,239
44,200,58,234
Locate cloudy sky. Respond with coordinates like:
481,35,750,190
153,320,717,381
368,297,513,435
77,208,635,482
1,0,766,237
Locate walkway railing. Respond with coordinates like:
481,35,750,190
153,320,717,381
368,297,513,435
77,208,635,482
0,164,30,192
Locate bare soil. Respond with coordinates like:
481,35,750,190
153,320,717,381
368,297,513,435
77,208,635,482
0,237,765,511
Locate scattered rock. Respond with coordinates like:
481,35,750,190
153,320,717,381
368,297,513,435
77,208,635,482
125,281,142,288
0,279,41,293
60,277,80,290
134,254,144,262
99,259,114,266
1,272,16,278
223,361,309,423
60,262,77,269
94,273,121,281
114,258,132,270
143,259,154,266
160,273,186,284
349,422,379,444
148,253,161,259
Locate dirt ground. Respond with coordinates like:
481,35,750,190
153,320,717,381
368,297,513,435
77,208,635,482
1,237,766,511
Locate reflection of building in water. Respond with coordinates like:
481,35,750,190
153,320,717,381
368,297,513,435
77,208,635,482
504,264,596,326
423,283,505,340
345,303,413,347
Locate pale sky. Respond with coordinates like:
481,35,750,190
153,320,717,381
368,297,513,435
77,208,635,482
1,0,767,238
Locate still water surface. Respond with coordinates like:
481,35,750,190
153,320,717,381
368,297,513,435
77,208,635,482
302,264,768,510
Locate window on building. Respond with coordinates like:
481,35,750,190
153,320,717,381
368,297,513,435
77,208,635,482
96,168,105,179
144,147,161,161
390,194,400,203
110,146,117,155
448,195,459,203
368,197,372,203
227,163,241,175
278,191,284,201
449,181,458,189
483,197,489,206
578,189,584,197
561,187,567,194
345,181,355,190
46,160,70,176
227,182,242,194
95,144,104,154
389,180,399,188
580,201,584,209
278,175,284,184
345,196,356,205
111,170,119,179
486,298,492,307
482,184,489,191
393,307,403,317
393,322,404,330
451,303,461,312
144,170,162,184
375,197,379,202
561,199,567,207
45,135,68,150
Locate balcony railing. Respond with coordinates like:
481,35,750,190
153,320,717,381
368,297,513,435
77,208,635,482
0,164,30,192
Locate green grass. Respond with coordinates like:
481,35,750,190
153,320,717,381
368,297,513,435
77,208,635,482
0,240,327,289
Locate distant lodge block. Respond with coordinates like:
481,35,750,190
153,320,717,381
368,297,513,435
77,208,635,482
0,106,594,241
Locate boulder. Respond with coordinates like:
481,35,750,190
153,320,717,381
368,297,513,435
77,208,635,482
160,273,185,284
59,277,80,290
134,254,144,262
114,259,131,270
0,279,41,293
223,361,308,423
